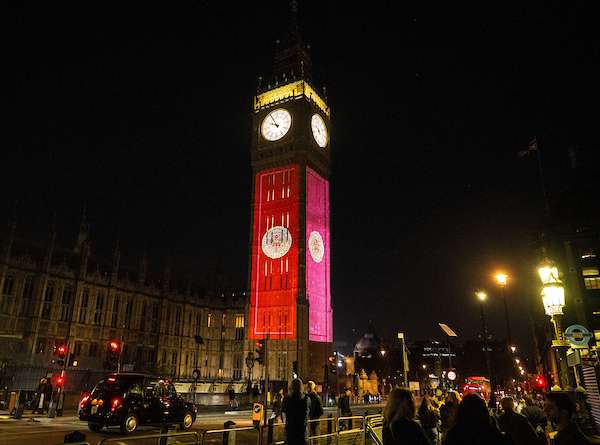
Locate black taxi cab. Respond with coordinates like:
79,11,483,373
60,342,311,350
79,373,196,434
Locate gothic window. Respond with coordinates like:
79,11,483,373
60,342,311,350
41,281,55,319
74,341,82,356
20,276,35,316
59,285,74,321
151,303,159,332
79,288,90,323
172,351,177,367
196,313,202,336
89,342,98,357
233,353,242,380
235,314,245,340
174,307,182,335
93,293,104,326
111,297,120,328
207,313,213,328
139,302,147,331
124,298,133,329
36,338,46,354
1,275,15,314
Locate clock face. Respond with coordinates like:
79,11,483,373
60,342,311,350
308,231,324,263
261,109,292,141
311,114,328,147
261,226,292,259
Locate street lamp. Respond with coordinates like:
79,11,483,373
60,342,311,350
537,259,569,389
475,290,493,391
494,272,513,351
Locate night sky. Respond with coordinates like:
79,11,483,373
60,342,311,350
8,2,600,356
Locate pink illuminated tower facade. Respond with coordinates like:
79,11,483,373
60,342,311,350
248,7,333,382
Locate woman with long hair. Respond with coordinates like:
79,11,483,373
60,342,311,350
443,394,504,445
383,388,429,445
418,394,441,445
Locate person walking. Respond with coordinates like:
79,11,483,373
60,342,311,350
338,388,353,430
443,394,504,445
282,378,311,445
544,391,599,445
418,394,440,445
497,396,539,445
272,388,284,423
227,384,237,409
382,388,429,445
306,381,323,437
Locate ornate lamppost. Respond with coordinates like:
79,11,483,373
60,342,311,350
538,259,570,389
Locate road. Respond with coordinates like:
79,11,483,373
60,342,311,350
0,404,383,445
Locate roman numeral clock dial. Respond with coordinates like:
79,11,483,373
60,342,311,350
261,108,292,141
311,113,328,147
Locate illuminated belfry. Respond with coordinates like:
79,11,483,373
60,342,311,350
248,1,333,382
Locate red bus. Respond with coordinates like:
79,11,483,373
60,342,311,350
462,376,491,401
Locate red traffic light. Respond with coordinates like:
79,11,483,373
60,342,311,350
534,374,546,389
56,344,68,359
109,341,121,352
55,376,65,386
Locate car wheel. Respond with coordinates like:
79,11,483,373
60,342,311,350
120,413,139,435
180,411,194,430
88,422,103,432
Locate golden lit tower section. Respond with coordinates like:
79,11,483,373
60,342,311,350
248,1,333,382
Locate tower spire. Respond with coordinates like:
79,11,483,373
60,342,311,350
272,0,312,83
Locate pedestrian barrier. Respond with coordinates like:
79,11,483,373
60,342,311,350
98,430,200,444
202,425,260,445
364,415,383,445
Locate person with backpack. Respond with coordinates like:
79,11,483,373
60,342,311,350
306,381,324,437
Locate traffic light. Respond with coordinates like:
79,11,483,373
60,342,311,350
255,339,265,365
105,340,121,371
54,374,65,387
55,344,68,366
533,374,547,390
327,355,337,374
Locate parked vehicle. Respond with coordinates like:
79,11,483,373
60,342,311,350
79,373,196,434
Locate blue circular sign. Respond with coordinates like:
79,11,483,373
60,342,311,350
564,324,592,347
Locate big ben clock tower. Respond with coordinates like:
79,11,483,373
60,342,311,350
248,2,333,383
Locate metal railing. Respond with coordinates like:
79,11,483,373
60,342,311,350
98,430,200,444
201,425,260,445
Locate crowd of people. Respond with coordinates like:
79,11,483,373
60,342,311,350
383,388,599,445
275,378,599,445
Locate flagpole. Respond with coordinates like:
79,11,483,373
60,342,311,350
534,142,551,218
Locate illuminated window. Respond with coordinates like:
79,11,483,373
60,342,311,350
584,277,600,290
207,313,213,328
42,281,55,319
581,250,597,259
595,330,600,342
1,275,15,314
582,268,599,276
235,314,245,328
79,288,89,323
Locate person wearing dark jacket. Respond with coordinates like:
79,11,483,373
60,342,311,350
544,392,599,445
383,388,430,445
418,395,440,445
306,381,324,437
497,397,539,445
443,394,505,445
282,378,311,445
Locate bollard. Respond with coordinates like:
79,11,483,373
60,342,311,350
327,414,333,435
267,417,274,445
223,420,236,445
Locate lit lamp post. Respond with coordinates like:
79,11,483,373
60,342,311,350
538,260,570,389
494,273,513,351
476,291,493,390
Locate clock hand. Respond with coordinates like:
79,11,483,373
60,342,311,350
270,115,279,127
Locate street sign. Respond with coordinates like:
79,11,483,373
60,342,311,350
438,323,458,337
564,324,592,347
447,370,457,381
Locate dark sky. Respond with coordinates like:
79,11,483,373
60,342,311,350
8,2,600,356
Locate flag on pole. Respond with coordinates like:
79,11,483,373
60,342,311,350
518,137,538,158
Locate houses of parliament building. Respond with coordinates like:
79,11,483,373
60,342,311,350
0,212,250,387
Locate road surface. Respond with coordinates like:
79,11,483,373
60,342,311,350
0,404,383,445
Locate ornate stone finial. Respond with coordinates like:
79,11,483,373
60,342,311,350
300,60,305,78
257,76,263,92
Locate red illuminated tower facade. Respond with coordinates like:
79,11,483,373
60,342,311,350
248,8,333,382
